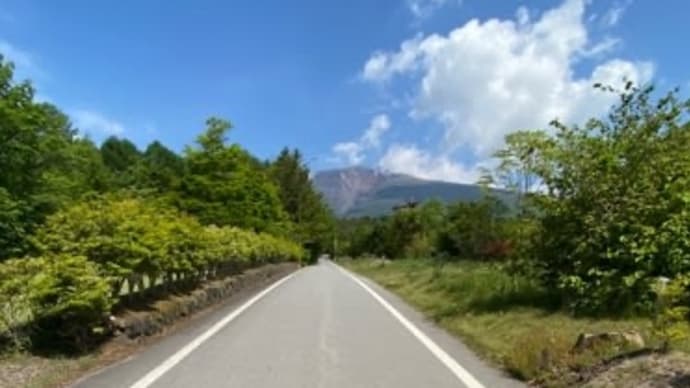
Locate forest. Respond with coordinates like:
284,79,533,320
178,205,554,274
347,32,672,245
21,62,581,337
0,55,334,350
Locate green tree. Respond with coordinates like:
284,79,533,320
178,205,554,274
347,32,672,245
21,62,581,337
269,148,334,257
341,200,447,259
100,137,141,173
0,56,107,258
100,136,142,187
438,197,509,260
489,130,552,209
0,189,30,260
495,83,690,313
133,141,184,194
178,118,288,232
37,137,113,211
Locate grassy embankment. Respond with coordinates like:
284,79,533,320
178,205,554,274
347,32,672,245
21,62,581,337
344,258,690,385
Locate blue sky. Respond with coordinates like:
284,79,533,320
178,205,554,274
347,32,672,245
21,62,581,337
0,0,688,181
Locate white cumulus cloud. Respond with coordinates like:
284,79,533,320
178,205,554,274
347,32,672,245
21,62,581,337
363,0,653,159
361,114,391,147
70,110,126,136
332,114,391,165
332,142,364,165
378,144,480,183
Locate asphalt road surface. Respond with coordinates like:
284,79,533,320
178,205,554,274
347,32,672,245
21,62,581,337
74,260,523,388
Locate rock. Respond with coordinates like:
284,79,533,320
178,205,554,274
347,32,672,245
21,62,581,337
573,331,645,353
620,331,645,349
583,352,690,388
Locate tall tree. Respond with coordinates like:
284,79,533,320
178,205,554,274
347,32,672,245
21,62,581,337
0,56,108,258
134,141,184,193
100,136,142,187
100,137,141,173
178,118,289,233
269,148,334,254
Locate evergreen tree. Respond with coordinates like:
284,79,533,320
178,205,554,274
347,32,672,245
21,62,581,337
178,118,289,233
269,148,334,257
100,136,142,187
134,140,184,193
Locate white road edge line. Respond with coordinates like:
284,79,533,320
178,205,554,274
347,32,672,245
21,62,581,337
332,262,485,388
128,270,299,388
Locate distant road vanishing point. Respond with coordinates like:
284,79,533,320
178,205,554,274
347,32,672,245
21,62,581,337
74,259,523,388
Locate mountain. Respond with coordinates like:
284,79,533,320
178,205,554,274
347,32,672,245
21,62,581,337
313,167,511,217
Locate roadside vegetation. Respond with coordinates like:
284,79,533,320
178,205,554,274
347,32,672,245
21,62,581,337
340,83,690,385
0,53,334,384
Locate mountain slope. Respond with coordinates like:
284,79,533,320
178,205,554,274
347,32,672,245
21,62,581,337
313,167,510,217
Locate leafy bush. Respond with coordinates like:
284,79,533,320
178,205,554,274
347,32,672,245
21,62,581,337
492,84,690,314
2,194,304,351
35,195,170,292
653,275,690,350
439,197,512,261
29,254,113,349
0,255,112,351
34,194,304,296
0,257,43,349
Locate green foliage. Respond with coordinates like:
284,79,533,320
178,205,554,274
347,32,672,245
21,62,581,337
0,56,112,259
100,136,142,187
340,197,514,261
178,118,289,232
438,197,511,260
0,50,309,352
37,137,113,213
36,195,168,284
487,130,551,207
1,193,303,350
492,83,690,314
34,194,303,295
0,188,30,260
653,275,690,350
336,216,382,257
340,83,690,319
0,255,112,350
0,257,44,349
270,148,334,260
136,141,184,192
29,254,113,348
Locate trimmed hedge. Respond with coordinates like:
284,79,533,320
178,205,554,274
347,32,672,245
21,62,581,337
1,195,304,350
0,255,112,349
34,195,304,295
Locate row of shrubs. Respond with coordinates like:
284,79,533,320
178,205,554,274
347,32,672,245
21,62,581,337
0,194,304,350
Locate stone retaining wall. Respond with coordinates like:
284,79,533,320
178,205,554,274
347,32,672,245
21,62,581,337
111,262,299,339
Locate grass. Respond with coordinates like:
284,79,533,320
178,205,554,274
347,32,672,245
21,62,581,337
343,258,688,386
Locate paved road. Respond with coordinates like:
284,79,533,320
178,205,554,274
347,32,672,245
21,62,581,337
75,261,522,388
